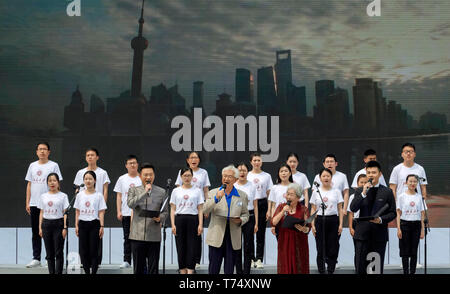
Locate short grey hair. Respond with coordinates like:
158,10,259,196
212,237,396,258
222,165,239,178
287,183,303,198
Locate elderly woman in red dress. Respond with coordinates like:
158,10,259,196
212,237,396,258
271,183,310,274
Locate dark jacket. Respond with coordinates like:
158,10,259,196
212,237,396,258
350,184,396,242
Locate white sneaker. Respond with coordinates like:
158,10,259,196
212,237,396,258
195,263,201,270
416,263,423,268
255,259,264,269
120,261,131,269
251,260,255,268
26,259,41,268
335,264,341,269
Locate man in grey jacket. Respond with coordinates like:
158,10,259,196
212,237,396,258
127,163,168,274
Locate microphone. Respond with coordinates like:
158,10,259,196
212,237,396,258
313,181,320,188
285,200,292,216
418,177,427,182
221,183,227,190
166,178,172,188
368,178,373,185
73,184,85,190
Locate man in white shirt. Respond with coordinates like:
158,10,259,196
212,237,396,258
114,155,142,269
351,149,386,189
73,147,110,266
389,143,428,200
25,142,63,268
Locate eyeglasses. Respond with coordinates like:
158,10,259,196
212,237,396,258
223,175,235,179
403,150,415,154
127,162,138,165
37,148,49,151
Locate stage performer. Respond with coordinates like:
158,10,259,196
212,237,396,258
272,183,310,274
247,152,273,269
74,171,107,274
170,167,204,274
38,173,69,274
310,168,344,274
25,142,63,268
350,161,396,274
204,165,249,274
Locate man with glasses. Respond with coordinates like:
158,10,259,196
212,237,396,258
113,155,142,269
25,142,63,268
389,143,428,200
204,165,249,274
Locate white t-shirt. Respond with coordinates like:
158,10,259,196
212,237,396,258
347,194,360,218
247,171,274,200
396,192,426,221
170,186,204,215
234,181,257,211
292,171,311,193
175,168,211,193
113,174,143,217
313,171,349,194
351,168,387,189
38,192,70,220
389,163,428,197
310,188,344,216
74,190,107,221
74,167,111,195
268,184,289,212
25,160,63,207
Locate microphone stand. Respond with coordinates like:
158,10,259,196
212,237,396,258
162,180,172,274
64,187,79,274
314,184,327,273
419,178,430,275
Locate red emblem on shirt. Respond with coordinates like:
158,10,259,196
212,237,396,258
192,177,198,183
48,201,53,207
85,201,91,207
183,194,189,200
253,178,260,184
130,183,135,188
323,197,328,202
410,201,415,207
37,170,42,176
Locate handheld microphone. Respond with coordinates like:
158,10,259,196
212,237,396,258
221,183,227,190
368,178,373,185
166,178,172,188
285,200,292,216
418,177,427,182
313,181,320,188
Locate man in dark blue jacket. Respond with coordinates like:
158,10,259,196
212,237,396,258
350,161,396,274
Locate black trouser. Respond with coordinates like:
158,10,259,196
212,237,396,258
256,198,268,261
131,240,160,274
30,206,42,261
78,219,100,274
315,215,339,274
399,220,421,274
42,218,64,274
236,211,255,274
352,220,358,272
122,216,131,263
194,232,202,265
175,214,199,270
209,221,237,274
354,237,387,274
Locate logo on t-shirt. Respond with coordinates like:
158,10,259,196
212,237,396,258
253,178,260,184
410,201,415,207
85,201,91,207
192,177,198,183
183,194,189,200
37,170,42,176
130,183,135,188
323,197,328,202
48,201,53,207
